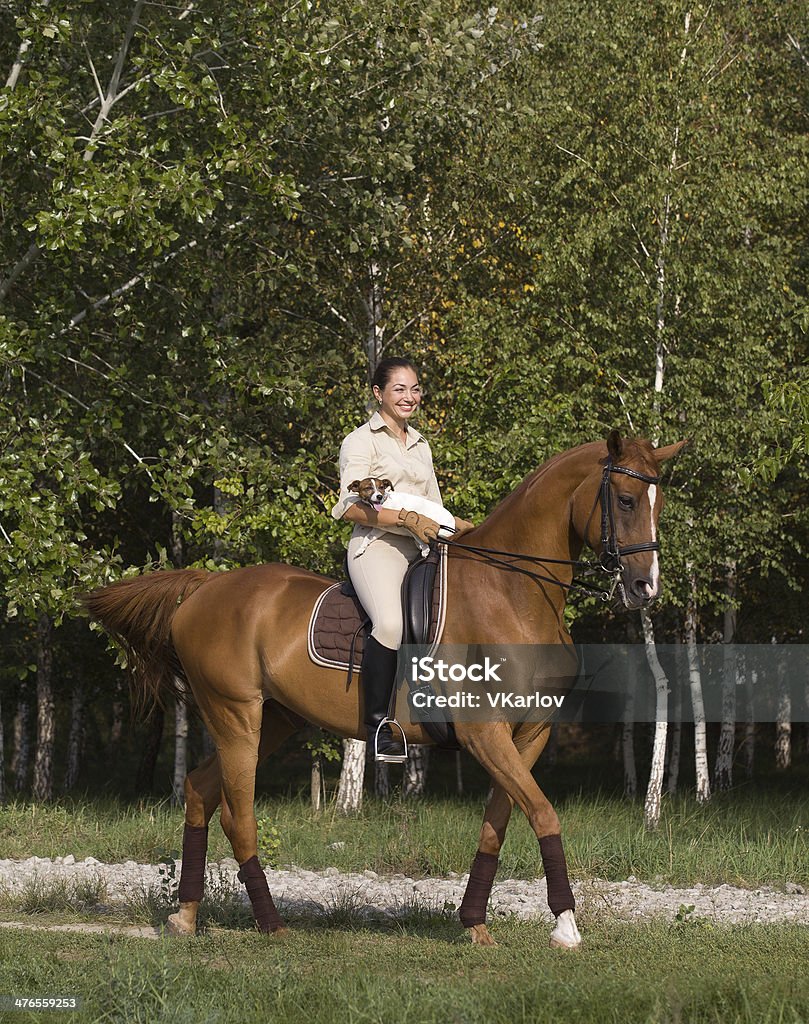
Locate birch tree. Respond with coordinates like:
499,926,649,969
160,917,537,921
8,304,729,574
714,565,737,791
642,612,670,830
685,572,711,803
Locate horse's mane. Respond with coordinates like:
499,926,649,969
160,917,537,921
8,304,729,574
483,436,657,525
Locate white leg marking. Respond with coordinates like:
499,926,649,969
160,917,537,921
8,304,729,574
647,485,659,595
549,909,582,949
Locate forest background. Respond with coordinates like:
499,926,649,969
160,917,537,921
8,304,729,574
0,0,806,809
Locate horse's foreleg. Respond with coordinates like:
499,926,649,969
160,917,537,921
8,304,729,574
459,783,513,946
458,723,551,946
461,722,581,950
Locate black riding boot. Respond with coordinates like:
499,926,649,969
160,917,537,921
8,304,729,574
362,635,405,760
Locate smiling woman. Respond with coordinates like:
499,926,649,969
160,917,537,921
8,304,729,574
331,357,472,759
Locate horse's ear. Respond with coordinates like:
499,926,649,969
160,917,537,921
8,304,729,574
654,439,689,465
606,429,623,462
348,480,361,492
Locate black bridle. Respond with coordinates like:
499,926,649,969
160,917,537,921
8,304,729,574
596,458,660,573
437,458,661,602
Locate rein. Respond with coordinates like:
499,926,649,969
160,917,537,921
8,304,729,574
437,458,660,602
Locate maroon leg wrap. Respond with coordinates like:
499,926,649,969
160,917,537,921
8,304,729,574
237,856,285,933
177,824,208,903
458,851,499,927
539,833,575,916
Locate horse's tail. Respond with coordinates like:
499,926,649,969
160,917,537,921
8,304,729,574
82,569,210,716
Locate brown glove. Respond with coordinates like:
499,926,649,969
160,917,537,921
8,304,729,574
397,509,440,544
452,517,476,537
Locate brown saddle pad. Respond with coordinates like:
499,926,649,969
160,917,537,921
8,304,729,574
307,546,447,674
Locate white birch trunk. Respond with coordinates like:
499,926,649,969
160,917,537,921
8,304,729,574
685,574,710,803
172,688,188,806
666,668,682,795
714,564,737,791
32,614,55,802
742,655,755,780
639,14,692,825
63,683,86,792
774,644,791,770
642,610,669,830
311,756,323,815
336,739,366,814
403,745,430,799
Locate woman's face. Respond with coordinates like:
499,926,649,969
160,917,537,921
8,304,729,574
374,367,422,423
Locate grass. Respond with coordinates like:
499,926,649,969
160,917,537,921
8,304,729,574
1,787,807,890
0,916,807,1024
1,784,806,1023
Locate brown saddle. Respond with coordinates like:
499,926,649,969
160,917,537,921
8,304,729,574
307,545,447,681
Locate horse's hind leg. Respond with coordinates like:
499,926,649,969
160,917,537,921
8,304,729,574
168,702,299,936
460,721,581,950
166,750,221,936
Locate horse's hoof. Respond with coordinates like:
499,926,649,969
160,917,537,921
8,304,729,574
166,912,196,937
467,924,497,946
549,909,582,950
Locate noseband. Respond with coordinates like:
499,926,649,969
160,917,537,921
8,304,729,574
597,459,661,573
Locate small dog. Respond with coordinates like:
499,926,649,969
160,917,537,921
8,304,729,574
348,477,456,557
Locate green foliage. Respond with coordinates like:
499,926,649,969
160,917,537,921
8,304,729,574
255,816,281,870
0,0,806,777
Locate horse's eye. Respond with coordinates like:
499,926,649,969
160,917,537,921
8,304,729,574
618,495,634,511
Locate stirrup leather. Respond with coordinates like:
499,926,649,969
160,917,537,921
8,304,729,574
373,718,408,764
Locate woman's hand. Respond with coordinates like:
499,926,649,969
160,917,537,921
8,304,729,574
452,517,475,537
397,509,440,544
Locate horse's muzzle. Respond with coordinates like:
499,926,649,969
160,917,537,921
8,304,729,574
622,574,658,609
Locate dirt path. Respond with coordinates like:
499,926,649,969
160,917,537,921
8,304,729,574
1,856,807,931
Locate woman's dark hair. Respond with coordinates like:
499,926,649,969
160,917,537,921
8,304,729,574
372,357,417,391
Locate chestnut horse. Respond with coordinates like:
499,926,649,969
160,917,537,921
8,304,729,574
84,430,684,948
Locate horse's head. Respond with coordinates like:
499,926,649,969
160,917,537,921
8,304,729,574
572,430,686,610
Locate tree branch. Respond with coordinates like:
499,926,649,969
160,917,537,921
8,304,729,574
0,242,40,304
1,2,145,304
83,0,146,162
4,37,32,92
787,33,809,70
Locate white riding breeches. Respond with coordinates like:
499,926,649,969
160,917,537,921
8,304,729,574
347,528,419,650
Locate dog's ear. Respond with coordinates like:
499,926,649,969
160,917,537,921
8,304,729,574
380,479,394,490
348,480,361,493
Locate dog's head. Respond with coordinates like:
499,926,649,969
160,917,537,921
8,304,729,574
348,477,394,510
